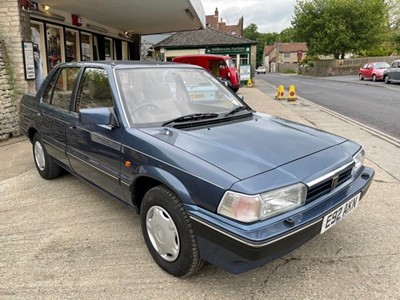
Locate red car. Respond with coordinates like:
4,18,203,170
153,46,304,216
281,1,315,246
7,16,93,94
359,62,390,81
173,54,241,92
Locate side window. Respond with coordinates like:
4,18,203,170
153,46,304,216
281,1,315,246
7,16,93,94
76,68,113,111
42,67,80,110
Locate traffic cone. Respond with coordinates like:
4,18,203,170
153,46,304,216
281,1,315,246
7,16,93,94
247,79,253,87
287,85,297,101
275,85,285,100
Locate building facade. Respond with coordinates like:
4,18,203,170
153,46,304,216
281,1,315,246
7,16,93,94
155,28,257,81
264,42,308,73
0,0,205,141
206,8,244,37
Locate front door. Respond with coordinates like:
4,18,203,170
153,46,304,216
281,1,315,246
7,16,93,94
66,67,125,200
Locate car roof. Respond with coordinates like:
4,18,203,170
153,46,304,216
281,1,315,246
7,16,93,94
55,60,203,70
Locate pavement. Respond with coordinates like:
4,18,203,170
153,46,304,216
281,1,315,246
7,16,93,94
1,81,399,299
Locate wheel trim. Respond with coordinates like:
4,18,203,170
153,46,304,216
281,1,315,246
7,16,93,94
34,141,46,171
146,205,180,262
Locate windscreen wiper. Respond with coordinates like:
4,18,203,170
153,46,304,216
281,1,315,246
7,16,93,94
224,106,251,117
162,113,219,127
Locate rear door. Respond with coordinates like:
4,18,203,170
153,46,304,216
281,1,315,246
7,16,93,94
37,66,80,168
66,66,125,200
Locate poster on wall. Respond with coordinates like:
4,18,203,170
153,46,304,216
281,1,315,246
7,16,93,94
22,41,36,80
46,25,63,71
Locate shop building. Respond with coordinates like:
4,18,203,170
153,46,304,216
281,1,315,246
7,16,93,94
155,28,257,82
0,0,205,141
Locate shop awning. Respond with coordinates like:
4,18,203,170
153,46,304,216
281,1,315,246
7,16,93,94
33,0,205,34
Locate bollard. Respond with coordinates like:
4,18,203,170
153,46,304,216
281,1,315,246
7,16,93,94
287,85,297,101
275,85,285,100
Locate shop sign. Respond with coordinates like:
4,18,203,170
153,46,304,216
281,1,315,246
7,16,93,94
22,41,36,80
239,65,251,81
207,46,250,54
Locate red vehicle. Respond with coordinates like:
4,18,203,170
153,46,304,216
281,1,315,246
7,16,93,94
359,62,390,81
173,54,240,92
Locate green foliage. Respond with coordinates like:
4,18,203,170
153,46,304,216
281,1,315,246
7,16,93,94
292,0,388,59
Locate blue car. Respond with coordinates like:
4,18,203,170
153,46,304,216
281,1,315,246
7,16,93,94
19,61,374,277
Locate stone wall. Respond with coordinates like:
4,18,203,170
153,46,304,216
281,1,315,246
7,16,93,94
0,0,34,141
299,56,397,77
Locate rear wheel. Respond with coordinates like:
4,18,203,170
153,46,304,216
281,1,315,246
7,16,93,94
140,185,204,277
384,76,391,84
32,133,62,179
359,74,364,81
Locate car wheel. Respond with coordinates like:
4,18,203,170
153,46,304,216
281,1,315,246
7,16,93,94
359,74,364,80
372,74,377,82
32,133,62,179
384,76,390,84
140,185,204,277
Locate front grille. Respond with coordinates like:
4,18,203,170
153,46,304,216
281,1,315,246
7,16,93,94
306,167,353,202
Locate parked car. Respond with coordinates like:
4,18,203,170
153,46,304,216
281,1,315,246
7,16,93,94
358,62,390,81
19,61,374,277
383,59,400,84
256,65,266,74
172,54,240,92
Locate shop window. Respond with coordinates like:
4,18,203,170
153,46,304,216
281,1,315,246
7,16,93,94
46,25,64,72
105,38,114,61
239,54,249,66
81,33,93,61
65,29,80,62
31,21,47,90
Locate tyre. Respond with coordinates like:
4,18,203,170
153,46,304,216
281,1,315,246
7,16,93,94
359,74,364,80
32,133,62,179
140,185,204,277
372,74,377,82
384,76,390,84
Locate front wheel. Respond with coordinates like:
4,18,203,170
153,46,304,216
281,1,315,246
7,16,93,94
140,185,204,277
384,76,390,84
359,74,364,81
372,74,377,82
32,133,62,179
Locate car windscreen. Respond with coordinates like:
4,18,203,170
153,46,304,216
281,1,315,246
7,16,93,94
115,67,244,126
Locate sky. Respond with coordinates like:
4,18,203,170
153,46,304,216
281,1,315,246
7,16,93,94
201,0,298,33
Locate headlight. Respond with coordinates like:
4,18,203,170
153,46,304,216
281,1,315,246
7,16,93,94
217,183,307,223
352,148,365,176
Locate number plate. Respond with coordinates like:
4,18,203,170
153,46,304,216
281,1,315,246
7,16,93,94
320,193,361,234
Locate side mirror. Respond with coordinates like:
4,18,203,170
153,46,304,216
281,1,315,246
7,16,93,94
79,107,119,128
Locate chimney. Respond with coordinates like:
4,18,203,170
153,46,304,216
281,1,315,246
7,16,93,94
214,7,218,17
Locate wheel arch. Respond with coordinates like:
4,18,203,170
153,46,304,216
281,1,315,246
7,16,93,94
27,127,38,143
131,167,193,213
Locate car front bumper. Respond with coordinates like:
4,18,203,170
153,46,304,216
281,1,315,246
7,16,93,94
189,166,374,274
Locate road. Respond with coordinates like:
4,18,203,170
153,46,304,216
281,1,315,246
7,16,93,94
255,73,400,139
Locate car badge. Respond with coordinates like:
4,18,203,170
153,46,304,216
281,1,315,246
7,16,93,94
331,175,339,190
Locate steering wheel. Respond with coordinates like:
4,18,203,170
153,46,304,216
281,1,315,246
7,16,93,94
134,103,159,114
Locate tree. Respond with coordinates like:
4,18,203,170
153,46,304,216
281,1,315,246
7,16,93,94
292,0,388,59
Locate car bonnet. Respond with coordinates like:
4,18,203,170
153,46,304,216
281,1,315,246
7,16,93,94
140,114,347,180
